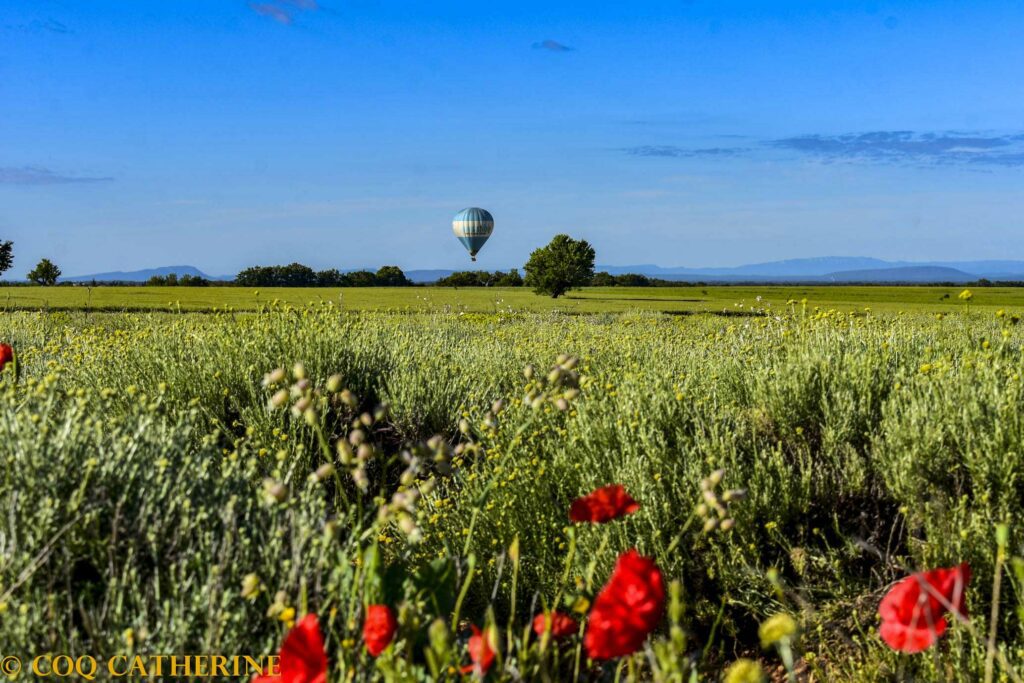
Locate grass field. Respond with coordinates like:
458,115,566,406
2,300,1024,681
1,283,1022,313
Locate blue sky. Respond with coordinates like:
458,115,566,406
3,0,1024,277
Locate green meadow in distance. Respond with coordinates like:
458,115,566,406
0,285,1019,313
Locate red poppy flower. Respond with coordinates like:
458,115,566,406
363,604,398,657
584,549,665,660
878,563,970,653
460,624,496,676
569,485,639,524
252,614,328,683
0,344,13,372
532,611,579,640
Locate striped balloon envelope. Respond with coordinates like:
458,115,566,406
452,207,494,261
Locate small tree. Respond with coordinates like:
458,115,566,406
523,234,596,298
0,241,12,278
27,258,62,286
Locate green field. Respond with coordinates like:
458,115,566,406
1,283,1021,313
2,302,1024,681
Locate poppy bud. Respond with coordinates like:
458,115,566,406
303,407,318,426
547,368,563,385
459,418,471,435
427,435,444,451
400,469,415,487
326,374,343,393
524,364,536,380
491,399,505,414
708,469,726,486
562,356,579,370
702,518,719,533
428,618,449,653
722,489,747,502
339,389,358,408
374,404,389,422
554,398,569,412
563,388,580,401
292,362,306,380
349,429,366,446
360,412,374,427
720,518,735,532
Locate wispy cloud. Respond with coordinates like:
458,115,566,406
624,145,748,158
533,39,574,52
771,131,1024,167
4,18,71,34
0,166,113,185
622,131,1024,168
248,0,318,25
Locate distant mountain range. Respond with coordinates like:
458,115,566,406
64,265,227,283
594,257,1024,283
63,257,1024,284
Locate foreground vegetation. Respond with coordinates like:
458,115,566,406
2,302,1024,680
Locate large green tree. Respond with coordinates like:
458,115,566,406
27,258,62,286
523,234,596,298
375,266,412,287
0,241,12,279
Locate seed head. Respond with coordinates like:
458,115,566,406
262,368,286,387
269,389,289,409
313,463,336,481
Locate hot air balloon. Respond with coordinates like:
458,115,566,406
452,207,494,262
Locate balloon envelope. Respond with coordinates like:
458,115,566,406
452,207,494,260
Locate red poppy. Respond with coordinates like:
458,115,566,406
584,549,665,660
0,344,13,372
252,614,328,683
879,563,970,653
363,604,398,657
532,611,579,640
460,624,496,676
569,485,639,524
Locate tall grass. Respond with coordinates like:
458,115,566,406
1,305,1023,679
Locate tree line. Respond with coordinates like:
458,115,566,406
1,234,652,298
234,264,413,288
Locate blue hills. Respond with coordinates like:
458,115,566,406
61,257,1024,284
